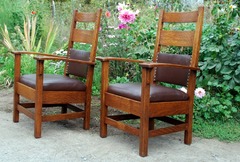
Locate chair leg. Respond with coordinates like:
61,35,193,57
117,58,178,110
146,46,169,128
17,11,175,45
149,118,154,130
34,103,42,138
83,100,91,130
139,116,149,157
61,105,67,114
100,104,108,138
184,114,193,144
13,92,19,123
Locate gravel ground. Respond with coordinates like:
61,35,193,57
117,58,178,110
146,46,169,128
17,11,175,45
0,88,239,162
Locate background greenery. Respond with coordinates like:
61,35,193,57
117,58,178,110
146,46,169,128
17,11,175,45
0,0,239,141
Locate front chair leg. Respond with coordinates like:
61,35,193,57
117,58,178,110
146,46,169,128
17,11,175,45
34,104,42,138
139,116,149,157
184,114,193,144
83,101,91,130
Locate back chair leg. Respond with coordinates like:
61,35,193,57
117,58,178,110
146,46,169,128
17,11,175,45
100,104,108,138
13,92,20,123
149,118,155,130
61,105,67,114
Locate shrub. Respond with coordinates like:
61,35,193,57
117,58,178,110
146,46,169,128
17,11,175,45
196,0,240,121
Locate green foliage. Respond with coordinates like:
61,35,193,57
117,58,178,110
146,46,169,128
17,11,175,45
0,46,14,88
193,119,240,142
0,0,61,87
110,76,130,84
98,2,156,81
0,0,25,31
196,0,240,121
1,14,58,53
194,92,238,121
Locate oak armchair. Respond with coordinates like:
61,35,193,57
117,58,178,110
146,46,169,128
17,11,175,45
97,7,204,157
12,9,102,138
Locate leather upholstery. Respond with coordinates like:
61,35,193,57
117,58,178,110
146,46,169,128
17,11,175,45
20,74,86,91
67,49,90,78
155,53,191,86
108,83,189,102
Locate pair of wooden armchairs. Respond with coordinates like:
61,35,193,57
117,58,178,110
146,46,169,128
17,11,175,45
12,7,204,157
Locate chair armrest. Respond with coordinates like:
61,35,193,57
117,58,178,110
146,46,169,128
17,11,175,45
96,56,145,63
139,62,200,71
11,51,60,57
34,56,95,65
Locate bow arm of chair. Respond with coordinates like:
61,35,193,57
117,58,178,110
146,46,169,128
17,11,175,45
139,62,200,71
96,56,145,63
34,56,95,65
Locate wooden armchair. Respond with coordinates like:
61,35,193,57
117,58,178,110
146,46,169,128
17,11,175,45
12,9,102,138
97,7,204,157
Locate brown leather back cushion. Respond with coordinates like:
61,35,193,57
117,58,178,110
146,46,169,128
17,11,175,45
155,53,191,86
67,49,90,78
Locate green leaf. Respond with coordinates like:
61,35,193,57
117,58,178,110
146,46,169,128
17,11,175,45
234,86,240,92
235,68,240,75
208,63,216,70
223,75,231,80
235,95,240,102
215,63,222,72
200,62,207,70
229,79,236,89
237,51,240,57
223,100,232,106
220,67,232,75
231,107,237,113
233,75,240,84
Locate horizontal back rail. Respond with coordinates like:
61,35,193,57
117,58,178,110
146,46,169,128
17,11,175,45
75,12,97,22
160,30,194,47
163,11,198,23
72,29,94,44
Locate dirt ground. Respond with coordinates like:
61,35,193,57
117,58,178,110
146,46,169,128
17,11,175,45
0,88,239,162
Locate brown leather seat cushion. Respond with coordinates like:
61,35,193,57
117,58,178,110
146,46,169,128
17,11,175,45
108,83,189,102
20,74,86,91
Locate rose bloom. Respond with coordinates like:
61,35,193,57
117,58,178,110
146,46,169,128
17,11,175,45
105,10,111,18
118,23,129,30
194,87,206,98
31,11,36,15
118,9,136,24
